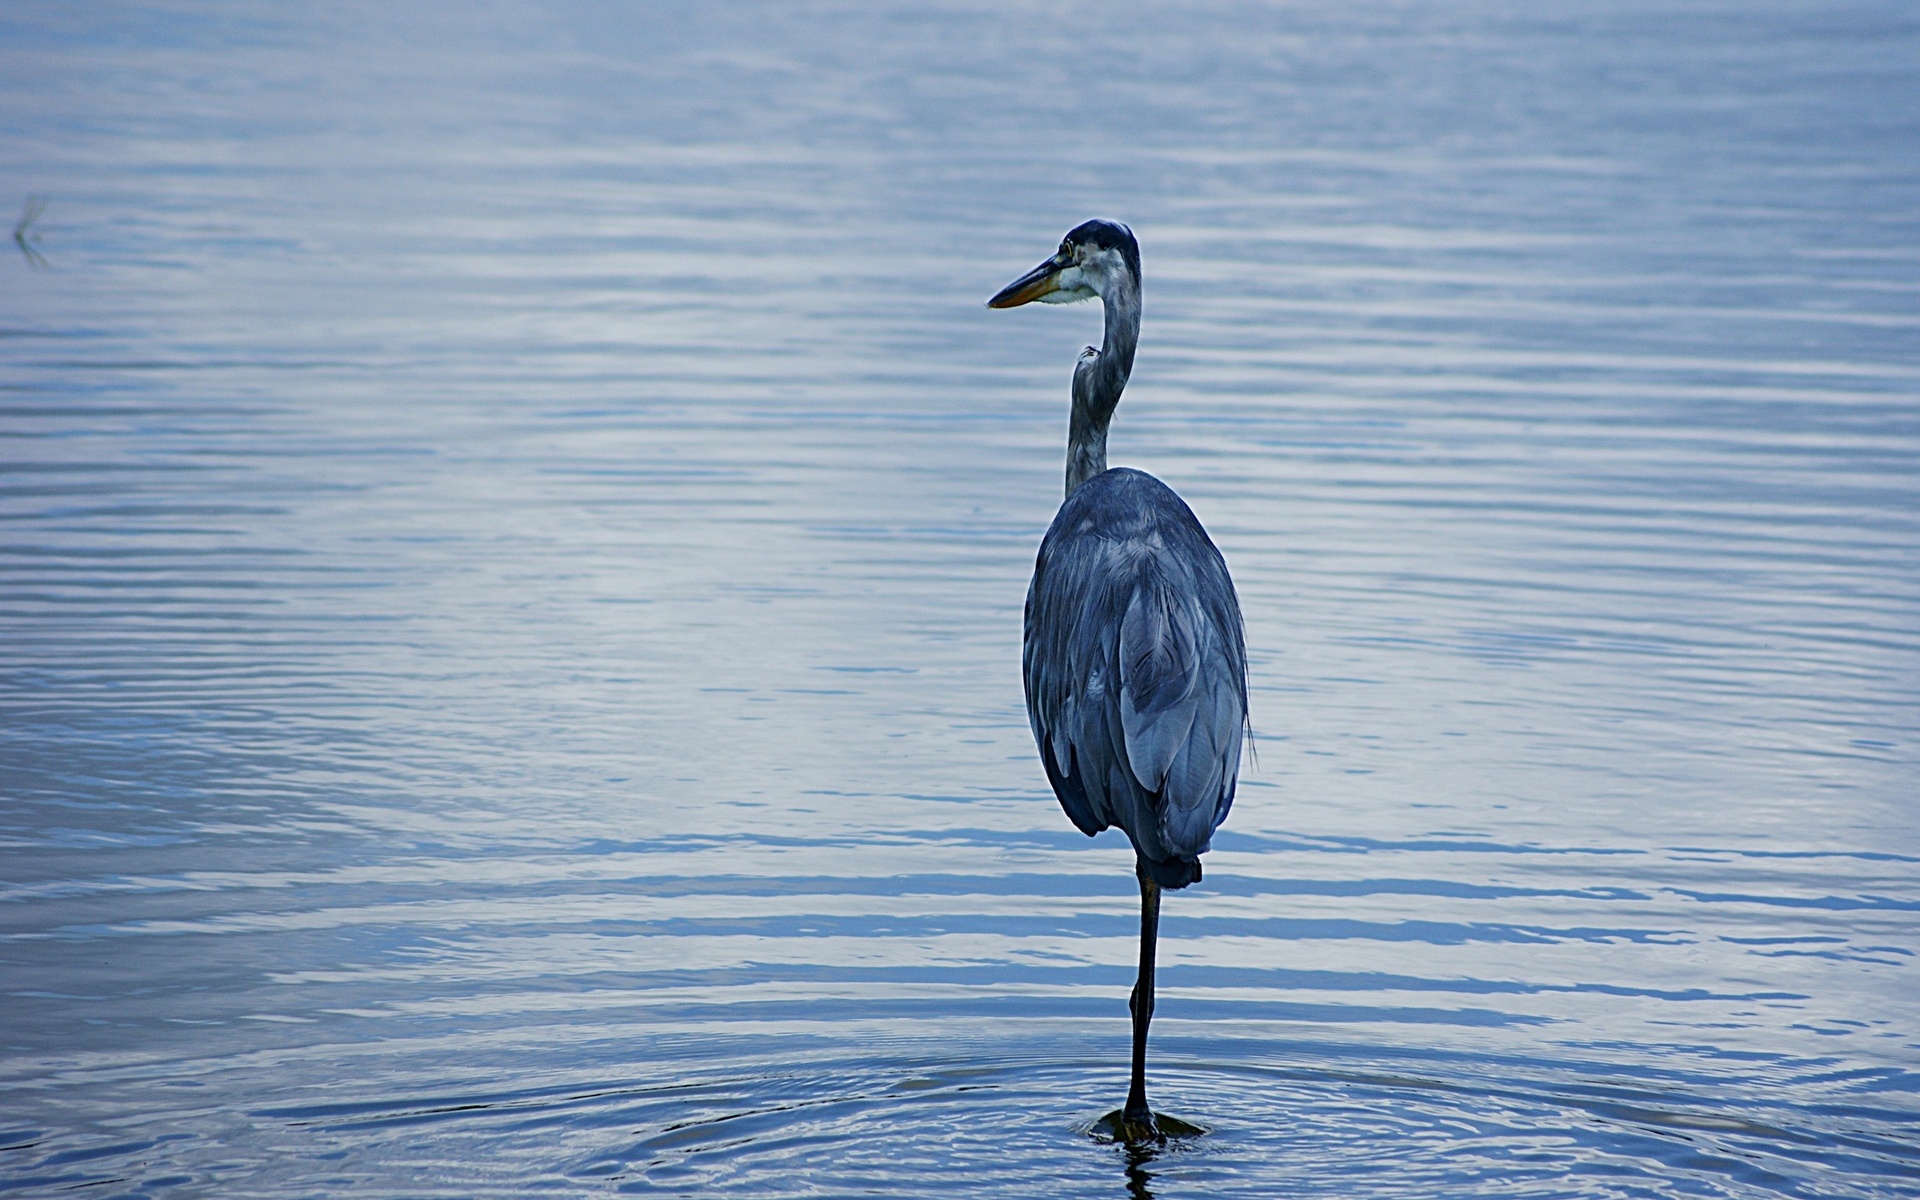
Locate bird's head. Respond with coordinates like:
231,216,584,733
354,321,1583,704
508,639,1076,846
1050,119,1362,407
988,219,1140,309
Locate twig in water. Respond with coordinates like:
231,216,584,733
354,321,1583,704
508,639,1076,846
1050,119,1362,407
13,195,49,268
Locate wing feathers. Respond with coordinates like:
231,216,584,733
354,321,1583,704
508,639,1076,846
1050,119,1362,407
1118,586,1202,793
1024,469,1248,870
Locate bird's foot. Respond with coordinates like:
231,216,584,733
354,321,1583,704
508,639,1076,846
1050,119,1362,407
1089,1107,1205,1144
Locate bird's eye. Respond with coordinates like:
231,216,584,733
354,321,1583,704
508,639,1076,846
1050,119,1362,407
1060,242,1073,258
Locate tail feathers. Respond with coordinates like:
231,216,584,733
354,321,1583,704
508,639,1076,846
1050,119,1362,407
1138,852,1202,890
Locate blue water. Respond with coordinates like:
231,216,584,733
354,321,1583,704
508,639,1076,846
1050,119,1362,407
2,2,1917,1196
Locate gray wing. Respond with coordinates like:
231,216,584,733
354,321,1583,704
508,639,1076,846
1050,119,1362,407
1116,569,1245,856
1024,477,1246,863
1023,532,1117,840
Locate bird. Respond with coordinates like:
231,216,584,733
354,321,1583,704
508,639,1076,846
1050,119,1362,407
988,220,1247,1141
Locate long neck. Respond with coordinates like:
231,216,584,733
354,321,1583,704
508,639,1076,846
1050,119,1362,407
1065,273,1140,497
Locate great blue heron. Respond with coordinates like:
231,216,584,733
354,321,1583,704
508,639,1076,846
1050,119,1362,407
989,220,1247,1141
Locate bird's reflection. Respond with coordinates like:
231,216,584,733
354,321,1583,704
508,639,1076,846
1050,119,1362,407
1089,1109,1204,1200
1121,1139,1159,1200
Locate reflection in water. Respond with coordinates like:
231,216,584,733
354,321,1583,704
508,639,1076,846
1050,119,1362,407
1122,1139,1160,1200
1096,1111,1206,1200
1,0,1917,1196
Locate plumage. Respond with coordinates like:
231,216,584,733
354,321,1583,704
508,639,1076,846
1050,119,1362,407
989,219,1248,1140
1024,468,1246,886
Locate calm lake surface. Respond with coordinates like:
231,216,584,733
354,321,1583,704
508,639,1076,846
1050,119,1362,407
3,3,1918,1196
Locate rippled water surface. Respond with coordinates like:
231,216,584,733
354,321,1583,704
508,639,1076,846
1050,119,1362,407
3,2,1918,1196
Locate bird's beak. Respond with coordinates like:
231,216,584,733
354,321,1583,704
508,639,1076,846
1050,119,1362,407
988,254,1071,308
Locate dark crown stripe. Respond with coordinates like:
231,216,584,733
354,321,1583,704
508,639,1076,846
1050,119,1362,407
1066,218,1140,282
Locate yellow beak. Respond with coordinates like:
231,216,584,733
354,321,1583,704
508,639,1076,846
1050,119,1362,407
987,255,1070,308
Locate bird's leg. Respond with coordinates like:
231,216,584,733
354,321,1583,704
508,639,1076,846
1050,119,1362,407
1122,860,1162,1139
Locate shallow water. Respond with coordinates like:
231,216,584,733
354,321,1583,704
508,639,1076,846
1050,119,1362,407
2,2,1917,1196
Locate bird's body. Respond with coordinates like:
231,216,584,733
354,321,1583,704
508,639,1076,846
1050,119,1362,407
1025,467,1245,889
989,220,1246,1141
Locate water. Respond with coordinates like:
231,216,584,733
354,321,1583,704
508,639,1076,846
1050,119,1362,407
2,1,1917,1195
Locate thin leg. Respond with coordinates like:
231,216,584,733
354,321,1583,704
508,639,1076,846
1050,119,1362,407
1122,860,1162,1137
